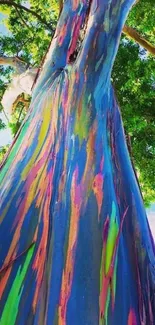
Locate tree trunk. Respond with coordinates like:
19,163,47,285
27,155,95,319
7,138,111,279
0,1,154,324
0,57,37,115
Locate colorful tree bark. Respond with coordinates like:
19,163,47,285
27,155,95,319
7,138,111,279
0,1,155,324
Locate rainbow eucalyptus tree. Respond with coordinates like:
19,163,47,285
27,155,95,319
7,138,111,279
0,0,155,324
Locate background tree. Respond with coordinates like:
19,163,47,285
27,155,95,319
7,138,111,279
113,0,155,206
0,0,155,206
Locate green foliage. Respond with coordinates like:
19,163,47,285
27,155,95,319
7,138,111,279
0,118,5,129
112,0,155,205
0,1,59,130
0,66,13,130
0,144,9,163
0,0,154,205
8,99,29,136
127,0,155,44
0,1,58,64
7,92,31,136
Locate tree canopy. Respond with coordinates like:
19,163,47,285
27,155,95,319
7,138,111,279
0,0,155,206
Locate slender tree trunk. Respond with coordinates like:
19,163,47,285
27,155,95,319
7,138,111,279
0,1,154,325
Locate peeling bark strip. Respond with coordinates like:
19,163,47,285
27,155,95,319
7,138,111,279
0,1,155,324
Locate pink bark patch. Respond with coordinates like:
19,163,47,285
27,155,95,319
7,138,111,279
72,0,79,11
67,16,83,63
93,173,104,220
58,21,69,46
128,309,137,325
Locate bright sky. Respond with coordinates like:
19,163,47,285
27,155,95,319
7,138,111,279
0,11,155,238
0,12,9,34
0,112,12,146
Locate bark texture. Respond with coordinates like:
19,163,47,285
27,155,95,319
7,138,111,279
0,1,155,324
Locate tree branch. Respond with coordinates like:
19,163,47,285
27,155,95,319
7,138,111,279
0,0,52,30
123,25,155,56
12,94,30,113
0,56,27,72
1,106,9,122
14,5,33,31
0,56,26,64
58,0,63,17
